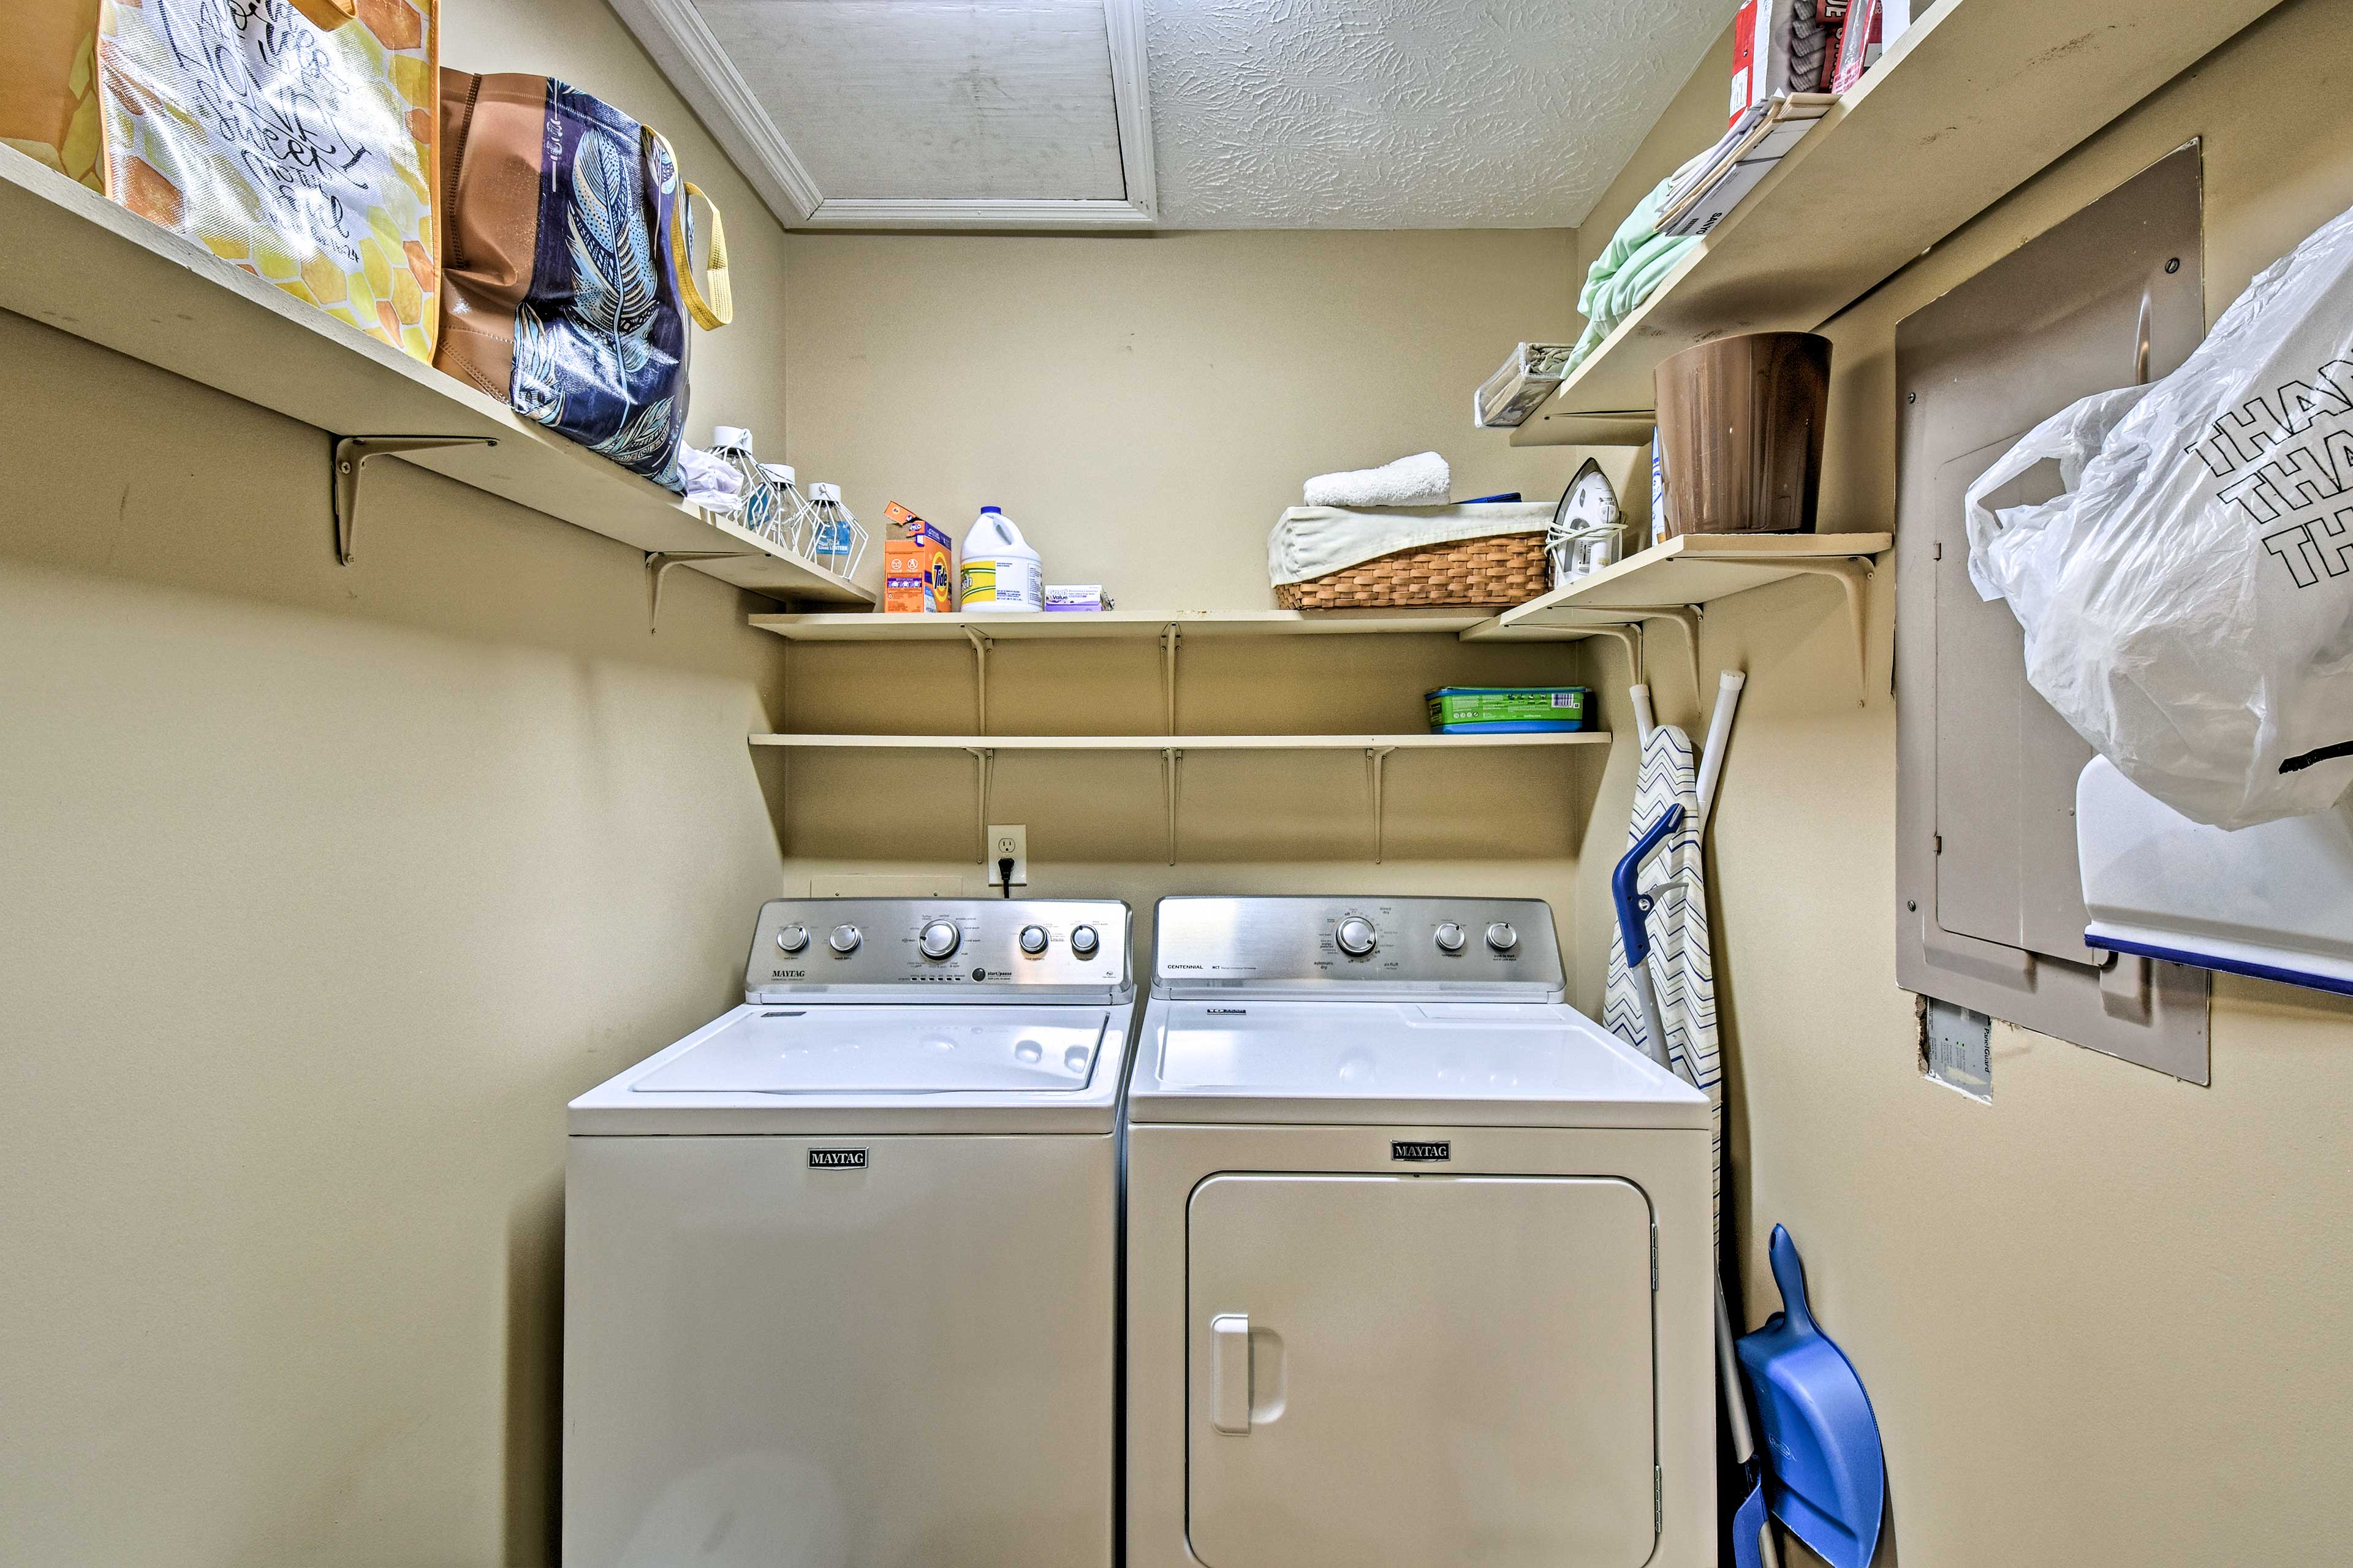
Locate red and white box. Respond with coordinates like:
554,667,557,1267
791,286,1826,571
1731,0,1834,122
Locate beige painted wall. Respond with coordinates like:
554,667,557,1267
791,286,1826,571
3,34,1635,1568
781,227,1613,607
14,1,2347,1562
772,224,1634,983
1575,21,1737,291
0,1,800,1562
1580,2,2353,1562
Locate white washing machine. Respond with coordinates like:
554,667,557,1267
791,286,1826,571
565,898,1136,1568
1126,895,1715,1568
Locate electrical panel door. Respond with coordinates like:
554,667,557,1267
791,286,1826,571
1895,143,2210,1080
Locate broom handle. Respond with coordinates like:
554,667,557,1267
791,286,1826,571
1661,1034,1781,1568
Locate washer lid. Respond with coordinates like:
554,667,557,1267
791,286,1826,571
569,1003,1134,1135
635,1006,1110,1094
1132,1000,1707,1129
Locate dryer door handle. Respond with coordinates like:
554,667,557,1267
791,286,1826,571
1210,1314,1251,1434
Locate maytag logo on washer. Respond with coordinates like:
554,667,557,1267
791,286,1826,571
1392,1140,1451,1162
808,1148,869,1170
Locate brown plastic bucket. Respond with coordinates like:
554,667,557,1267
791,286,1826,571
1654,332,1832,537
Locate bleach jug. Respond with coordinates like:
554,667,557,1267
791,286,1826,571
958,506,1043,612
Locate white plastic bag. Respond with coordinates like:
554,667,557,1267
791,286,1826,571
1965,203,2353,830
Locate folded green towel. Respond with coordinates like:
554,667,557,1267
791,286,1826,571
1567,156,1708,373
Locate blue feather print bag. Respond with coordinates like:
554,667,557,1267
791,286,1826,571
436,72,733,491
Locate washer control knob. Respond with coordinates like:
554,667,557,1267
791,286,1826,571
828,923,862,955
775,923,810,955
1485,921,1518,953
1336,916,1379,956
1019,925,1050,956
1434,921,1466,953
919,920,961,960
1069,925,1101,958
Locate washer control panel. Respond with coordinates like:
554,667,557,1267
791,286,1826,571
1153,896,1563,999
746,898,1131,1001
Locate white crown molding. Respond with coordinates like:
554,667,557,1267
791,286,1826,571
807,197,1156,230
607,0,1158,232
1102,0,1159,224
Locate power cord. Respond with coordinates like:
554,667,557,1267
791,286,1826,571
997,856,1015,899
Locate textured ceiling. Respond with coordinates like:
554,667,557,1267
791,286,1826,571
657,0,1730,227
1144,0,1730,229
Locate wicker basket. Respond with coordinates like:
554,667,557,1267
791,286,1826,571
1274,532,1550,610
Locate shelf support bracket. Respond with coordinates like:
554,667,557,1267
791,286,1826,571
965,628,994,735
645,551,752,632
1162,748,1183,866
1639,607,1704,705
1575,622,1646,689
1161,626,1182,735
1775,559,1876,705
1366,746,1397,864
964,747,996,865
332,436,496,566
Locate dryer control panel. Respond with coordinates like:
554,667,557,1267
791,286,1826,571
1153,896,1564,999
746,898,1131,1002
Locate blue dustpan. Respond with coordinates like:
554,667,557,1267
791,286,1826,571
1736,1225,1886,1568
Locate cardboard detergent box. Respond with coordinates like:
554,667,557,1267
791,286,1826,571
883,502,955,613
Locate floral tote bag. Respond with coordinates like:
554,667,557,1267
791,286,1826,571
435,70,732,492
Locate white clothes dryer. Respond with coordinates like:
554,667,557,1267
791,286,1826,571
565,898,1136,1568
1125,895,1715,1568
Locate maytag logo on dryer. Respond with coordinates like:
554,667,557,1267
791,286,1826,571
808,1148,869,1170
1392,1140,1451,1162
772,969,807,979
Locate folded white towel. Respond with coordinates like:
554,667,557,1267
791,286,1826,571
1303,450,1450,509
676,442,747,512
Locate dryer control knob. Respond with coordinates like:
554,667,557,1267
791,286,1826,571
1069,925,1101,958
1434,921,1466,953
919,920,961,960
1336,916,1378,956
1019,925,1050,956
775,923,810,954
1485,921,1518,953
828,923,862,955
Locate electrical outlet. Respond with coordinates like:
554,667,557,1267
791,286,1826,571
987,825,1028,889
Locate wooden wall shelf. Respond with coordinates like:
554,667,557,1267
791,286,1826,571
0,148,870,612
1471,532,1893,700
748,608,1578,642
751,730,1610,867
1510,0,2286,447
748,732,1610,751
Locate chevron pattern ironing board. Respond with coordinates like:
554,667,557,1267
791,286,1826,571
1604,724,1721,1245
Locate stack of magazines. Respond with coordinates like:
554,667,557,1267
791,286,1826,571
1657,92,1836,238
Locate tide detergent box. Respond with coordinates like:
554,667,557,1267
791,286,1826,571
884,502,955,613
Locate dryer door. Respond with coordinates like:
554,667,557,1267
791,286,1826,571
1186,1173,1656,1568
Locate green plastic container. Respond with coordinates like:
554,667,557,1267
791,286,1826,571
1425,686,1591,734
